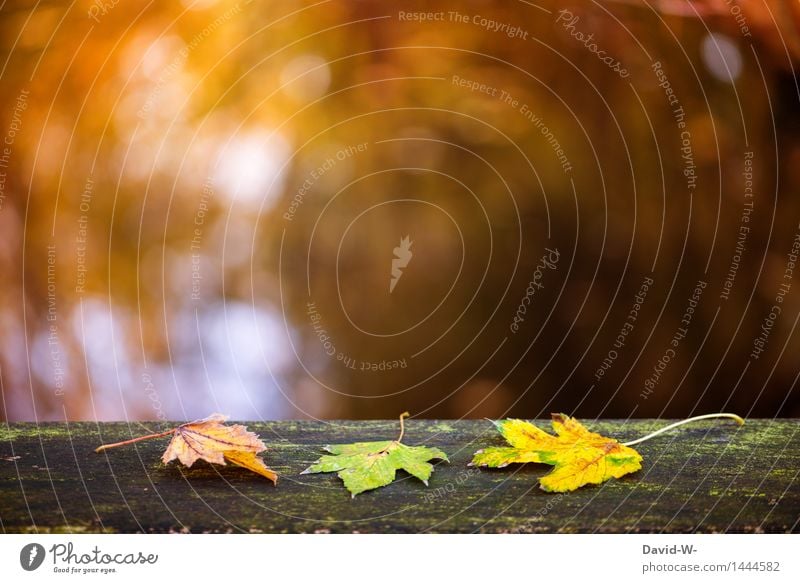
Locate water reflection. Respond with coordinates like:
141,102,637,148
0,1,798,422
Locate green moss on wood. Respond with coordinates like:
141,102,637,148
0,419,798,533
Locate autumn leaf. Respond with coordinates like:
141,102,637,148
95,414,277,483
302,412,448,497
470,413,642,492
472,413,745,492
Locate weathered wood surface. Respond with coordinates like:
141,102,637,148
0,419,797,533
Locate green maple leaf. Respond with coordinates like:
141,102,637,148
301,412,448,497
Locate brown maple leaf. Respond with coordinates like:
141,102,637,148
95,414,277,483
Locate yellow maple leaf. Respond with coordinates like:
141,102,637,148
470,413,642,492
96,413,277,483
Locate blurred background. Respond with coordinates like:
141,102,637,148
1,0,799,422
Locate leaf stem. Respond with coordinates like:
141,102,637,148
397,411,410,443
94,428,174,453
622,413,744,447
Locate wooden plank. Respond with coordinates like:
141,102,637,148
0,419,797,533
